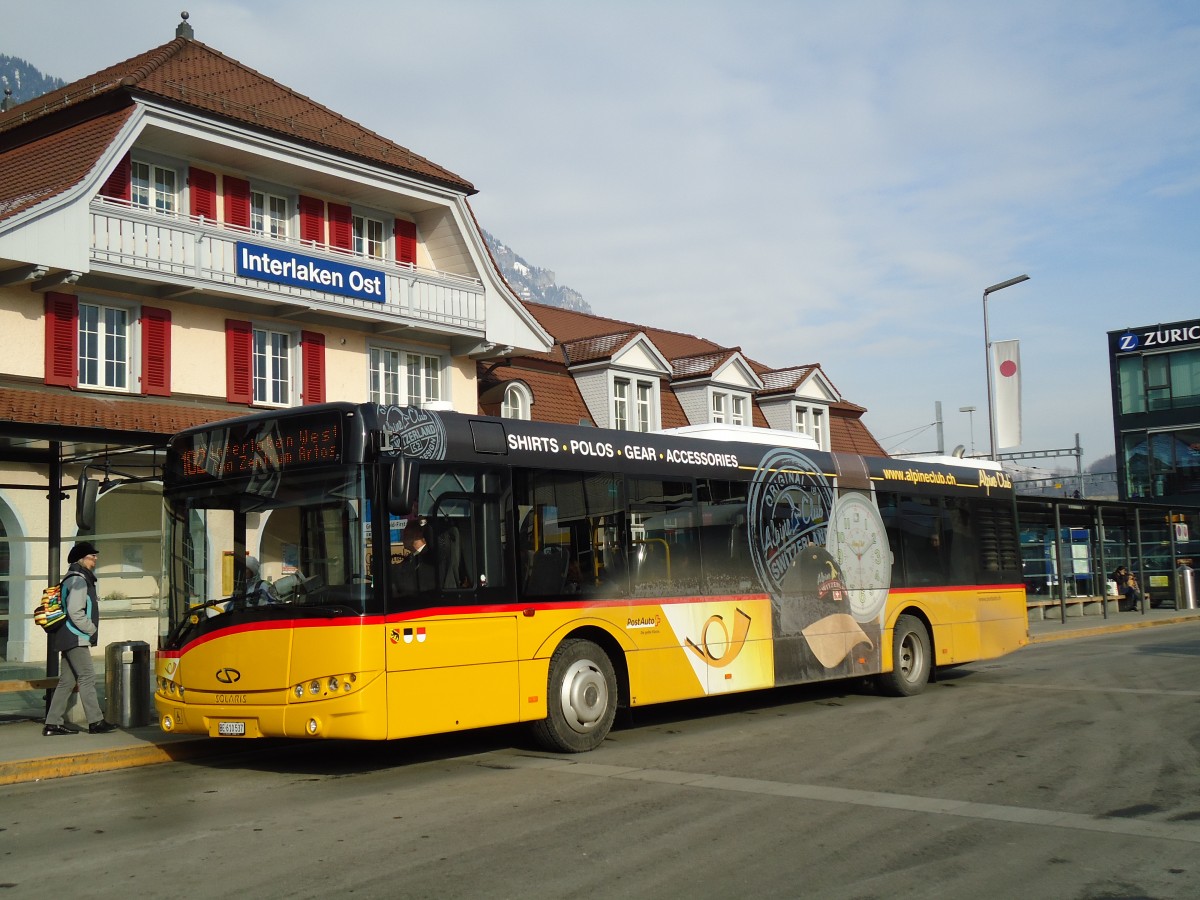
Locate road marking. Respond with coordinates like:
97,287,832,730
489,753,1200,844
978,681,1200,697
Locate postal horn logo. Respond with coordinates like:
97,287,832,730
746,447,833,600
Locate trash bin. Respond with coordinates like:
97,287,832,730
1176,564,1197,611
105,640,151,727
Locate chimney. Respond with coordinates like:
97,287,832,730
1,88,11,112
176,10,194,39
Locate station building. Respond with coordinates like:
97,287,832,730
0,16,884,664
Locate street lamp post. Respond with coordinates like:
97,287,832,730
958,405,976,456
982,275,1030,460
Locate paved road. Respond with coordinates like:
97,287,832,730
4,623,1200,899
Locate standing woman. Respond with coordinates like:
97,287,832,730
42,541,118,736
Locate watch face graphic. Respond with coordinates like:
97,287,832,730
825,492,891,622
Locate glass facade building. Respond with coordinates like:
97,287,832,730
1109,318,1200,505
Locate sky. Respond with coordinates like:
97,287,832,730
3,0,1199,470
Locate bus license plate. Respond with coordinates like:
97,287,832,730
217,721,246,736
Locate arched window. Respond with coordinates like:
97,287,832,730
501,383,532,420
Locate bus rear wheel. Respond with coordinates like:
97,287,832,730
531,638,617,753
877,614,931,697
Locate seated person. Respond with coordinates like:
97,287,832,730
394,519,436,595
244,556,278,605
1112,565,1141,612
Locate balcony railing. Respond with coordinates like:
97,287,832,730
89,198,485,332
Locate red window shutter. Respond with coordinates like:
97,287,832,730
99,153,131,202
395,219,417,265
44,292,78,388
225,319,253,405
299,196,325,245
301,331,326,405
328,203,352,252
224,176,251,229
140,307,172,397
189,168,217,221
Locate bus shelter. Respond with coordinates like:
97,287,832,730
1016,494,1199,622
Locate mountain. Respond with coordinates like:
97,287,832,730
483,230,592,313
1,57,590,314
0,55,65,106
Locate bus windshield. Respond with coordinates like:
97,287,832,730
162,464,372,648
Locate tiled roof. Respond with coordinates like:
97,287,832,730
519,301,883,451
658,378,689,429
561,332,637,366
759,366,815,393
829,403,887,456
524,302,727,364
0,108,132,223
0,36,473,195
671,349,740,380
479,363,594,426
0,385,243,438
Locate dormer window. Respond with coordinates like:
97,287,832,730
795,404,827,449
502,383,532,420
711,390,748,426
614,376,657,432
614,379,629,430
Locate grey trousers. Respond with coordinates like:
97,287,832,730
46,645,104,726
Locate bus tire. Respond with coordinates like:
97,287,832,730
531,638,617,753
877,614,931,697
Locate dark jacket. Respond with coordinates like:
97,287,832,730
394,548,436,595
53,562,99,652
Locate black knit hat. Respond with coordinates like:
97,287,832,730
68,541,99,564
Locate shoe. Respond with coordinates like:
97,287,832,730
88,720,119,734
42,724,76,736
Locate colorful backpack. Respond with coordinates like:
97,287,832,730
33,581,67,632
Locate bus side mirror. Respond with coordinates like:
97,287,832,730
388,459,415,516
76,476,99,532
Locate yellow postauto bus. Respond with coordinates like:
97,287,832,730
156,403,1027,752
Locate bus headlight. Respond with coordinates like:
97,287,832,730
309,680,321,696
162,715,174,731
294,684,304,698
306,717,320,735
328,676,339,692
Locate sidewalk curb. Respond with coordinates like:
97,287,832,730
0,736,242,786
1029,614,1200,644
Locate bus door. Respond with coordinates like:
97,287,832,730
384,465,519,738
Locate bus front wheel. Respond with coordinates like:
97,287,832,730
531,638,617,753
877,614,931,697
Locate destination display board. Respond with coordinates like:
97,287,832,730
166,410,343,488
